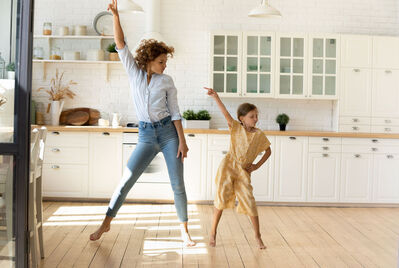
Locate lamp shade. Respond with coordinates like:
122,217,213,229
248,0,281,17
118,0,144,13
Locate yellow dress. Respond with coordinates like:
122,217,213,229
214,120,271,216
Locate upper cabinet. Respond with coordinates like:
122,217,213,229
341,35,372,68
372,36,399,69
308,35,339,99
210,33,242,96
242,33,275,97
275,33,308,98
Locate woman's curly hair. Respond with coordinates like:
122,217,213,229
135,39,175,71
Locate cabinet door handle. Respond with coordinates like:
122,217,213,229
353,68,360,72
322,153,329,157
322,138,329,142
371,147,378,152
289,137,296,140
385,119,392,123
385,70,392,74
52,131,60,135
372,139,378,143
222,151,228,155
102,132,110,136
51,165,60,169
352,126,359,131
387,155,394,159
51,148,60,152
352,118,359,123
385,128,391,132
354,154,361,158
188,134,195,137
322,146,329,150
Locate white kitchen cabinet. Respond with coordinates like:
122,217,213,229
274,136,308,202
308,35,339,99
372,36,399,69
341,35,372,68
184,133,207,201
275,34,308,98
242,33,275,97
88,132,122,198
251,136,275,201
372,69,399,118
210,32,242,96
340,68,372,117
42,131,89,197
373,153,399,203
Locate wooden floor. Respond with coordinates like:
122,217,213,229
39,202,399,267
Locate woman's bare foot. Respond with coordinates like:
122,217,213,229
209,232,216,247
90,224,110,241
256,235,266,249
180,228,196,247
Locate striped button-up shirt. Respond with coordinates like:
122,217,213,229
116,44,182,123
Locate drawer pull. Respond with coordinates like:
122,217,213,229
352,118,359,123
52,131,60,135
222,151,228,155
289,137,296,140
353,68,360,72
51,148,60,152
372,139,378,143
385,70,392,74
385,119,392,123
51,165,60,169
372,147,378,152
387,155,394,159
322,138,329,142
352,126,359,131
322,146,329,150
354,154,361,158
385,128,391,132
103,132,110,136
322,154,329,157
188,134,195,137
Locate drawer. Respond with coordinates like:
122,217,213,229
340,116,371,125
371,117,399,125
339,124,371,133
342,138,378,145
46,131,89,147
42,163,88,197
371,125,399,134
371,146,399,154
342,144,374,154
309,144,341,153
207,134,230,150
44,146,89,164
309,137,341,145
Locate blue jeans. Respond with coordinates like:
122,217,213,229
106,116,188,222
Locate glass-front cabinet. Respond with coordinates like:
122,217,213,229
210,33,242,96
242,33,275,97
308,35,339,99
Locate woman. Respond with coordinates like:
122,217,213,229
90,0,195,247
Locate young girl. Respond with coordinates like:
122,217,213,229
204,87,272,250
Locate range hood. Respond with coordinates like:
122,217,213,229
140,0,165,43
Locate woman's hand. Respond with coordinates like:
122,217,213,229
204,87,219,99
244,163,258,174
177,142,189,163
108,0,119,16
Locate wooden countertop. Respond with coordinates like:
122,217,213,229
32,125,399,139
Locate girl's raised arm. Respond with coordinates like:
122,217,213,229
204,87,234,127
108,0,125,49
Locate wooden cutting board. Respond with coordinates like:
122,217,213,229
60,108,100,125
66,111,89,126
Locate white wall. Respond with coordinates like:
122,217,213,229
0,0,12,73
32,0,399,130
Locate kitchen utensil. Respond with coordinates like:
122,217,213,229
67,111,90,126
58,26,69,36
63,51,80,60
112,113,120,127
43,22,52,35
87,49,105,61
93,11,113,36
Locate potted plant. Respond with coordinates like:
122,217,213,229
6,62,15,80
107,42,119,61
37,69,77,125
276,113,289,131
182,109,211,129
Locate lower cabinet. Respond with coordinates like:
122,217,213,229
373,153,399,203
340,152,373,203
88,132,122,198
274,136,308,202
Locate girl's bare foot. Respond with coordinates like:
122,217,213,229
209,232,216,247
90,224,110,241
181,230,196,247
256,235,266,249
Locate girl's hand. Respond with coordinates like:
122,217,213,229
244,164,258,174
204,87,219,99
177,142,189,163
107,0,119,16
